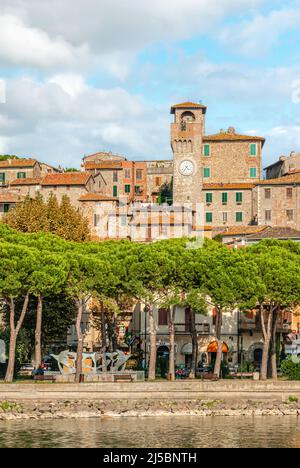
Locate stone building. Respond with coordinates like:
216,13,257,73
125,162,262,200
264,152,300,179
203,182,255,231
82,151,148,202
170,102,265,231
0,158,41,187
131,304,238,369
0,192,23,220
254,173,300,231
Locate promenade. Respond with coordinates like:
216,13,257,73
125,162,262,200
1,380,300,402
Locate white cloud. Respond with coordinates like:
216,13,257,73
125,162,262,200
0,14,90,69
0,76,168,166
48,74,87,98
219,6,300,56
0,1,264,66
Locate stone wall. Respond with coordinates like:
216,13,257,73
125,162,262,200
256,184,300,230
202,141,262,184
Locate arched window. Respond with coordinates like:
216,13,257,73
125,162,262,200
181,111,196,123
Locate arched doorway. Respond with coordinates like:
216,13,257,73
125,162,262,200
156,345,169,378
253,348,263,368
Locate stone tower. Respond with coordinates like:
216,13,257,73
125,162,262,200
171,102,206,205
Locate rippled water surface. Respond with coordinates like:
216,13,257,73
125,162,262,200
0,416,300,448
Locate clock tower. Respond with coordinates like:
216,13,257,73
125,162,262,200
171,102,206,205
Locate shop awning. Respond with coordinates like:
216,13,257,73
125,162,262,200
207,341,229,353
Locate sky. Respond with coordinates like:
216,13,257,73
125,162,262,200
0,0,300,169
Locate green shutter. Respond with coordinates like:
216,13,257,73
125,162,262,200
250,144,257,156
236,192,243,203
236,212,243,222
250,168,257,178
206,193,212,204
3,204,9,213
125,184,131,194
206,212,213,223
113,186,118,197
203,167,210,178
0,173,5,185
222,192,228,204
204,144,210,157
17,172,26,179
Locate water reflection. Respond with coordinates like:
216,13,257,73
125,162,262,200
0,416,299,448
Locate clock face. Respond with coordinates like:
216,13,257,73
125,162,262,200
179,160,195,176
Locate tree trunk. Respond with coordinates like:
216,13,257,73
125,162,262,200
260,305,273,381
112,312,118,352
5,330,17,383
148,307,157,381
168,306,176,381
270,308,279,380
5,295,30,383
213,308,223,378
189,308,198,379
75,299,84,383
34,295,43,370
101,305,107,372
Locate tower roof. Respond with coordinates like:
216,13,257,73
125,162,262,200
170,101,207,114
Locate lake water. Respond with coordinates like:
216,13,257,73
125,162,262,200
0,416,299,448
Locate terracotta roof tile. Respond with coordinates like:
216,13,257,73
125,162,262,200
203,133,265,142
258,173,300,185
78,194,119,202
41,173,92,186
0,158,38,168
203,183,254,190
10,178,42,186
0,192,23,203
171,101,207,110
84,161,123,170
246,226,300,240
220,226,269,237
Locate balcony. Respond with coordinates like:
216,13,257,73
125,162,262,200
174,323,210,335
239,317,292,334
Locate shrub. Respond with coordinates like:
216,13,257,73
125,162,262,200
281,357,300,380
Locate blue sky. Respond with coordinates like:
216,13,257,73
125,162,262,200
0,0,300,169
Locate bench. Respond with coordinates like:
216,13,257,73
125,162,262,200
201,373,219,381
232,372,254,379
113,374,134,383
33,374,56,383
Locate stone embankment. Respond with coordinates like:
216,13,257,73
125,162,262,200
1,381,300,420
1,398,300,420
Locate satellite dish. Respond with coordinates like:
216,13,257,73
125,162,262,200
0,340,6,363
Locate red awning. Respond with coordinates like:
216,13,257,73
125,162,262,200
207,341,229,353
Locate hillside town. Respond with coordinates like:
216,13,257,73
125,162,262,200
1,102,300,378
1,102,300,242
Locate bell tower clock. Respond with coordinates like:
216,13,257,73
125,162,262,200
171,102,206,205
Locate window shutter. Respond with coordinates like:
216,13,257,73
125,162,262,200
206,193,212,204
222,193,228,204
204,144,210,156
250,144,257,156
236,192,243,203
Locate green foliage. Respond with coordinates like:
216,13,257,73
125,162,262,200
0,155,19,161
64,168,79,172
288,396,299,403
4,193,90,242
157,181,173,205
0,401,22,412
281,357,300,381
